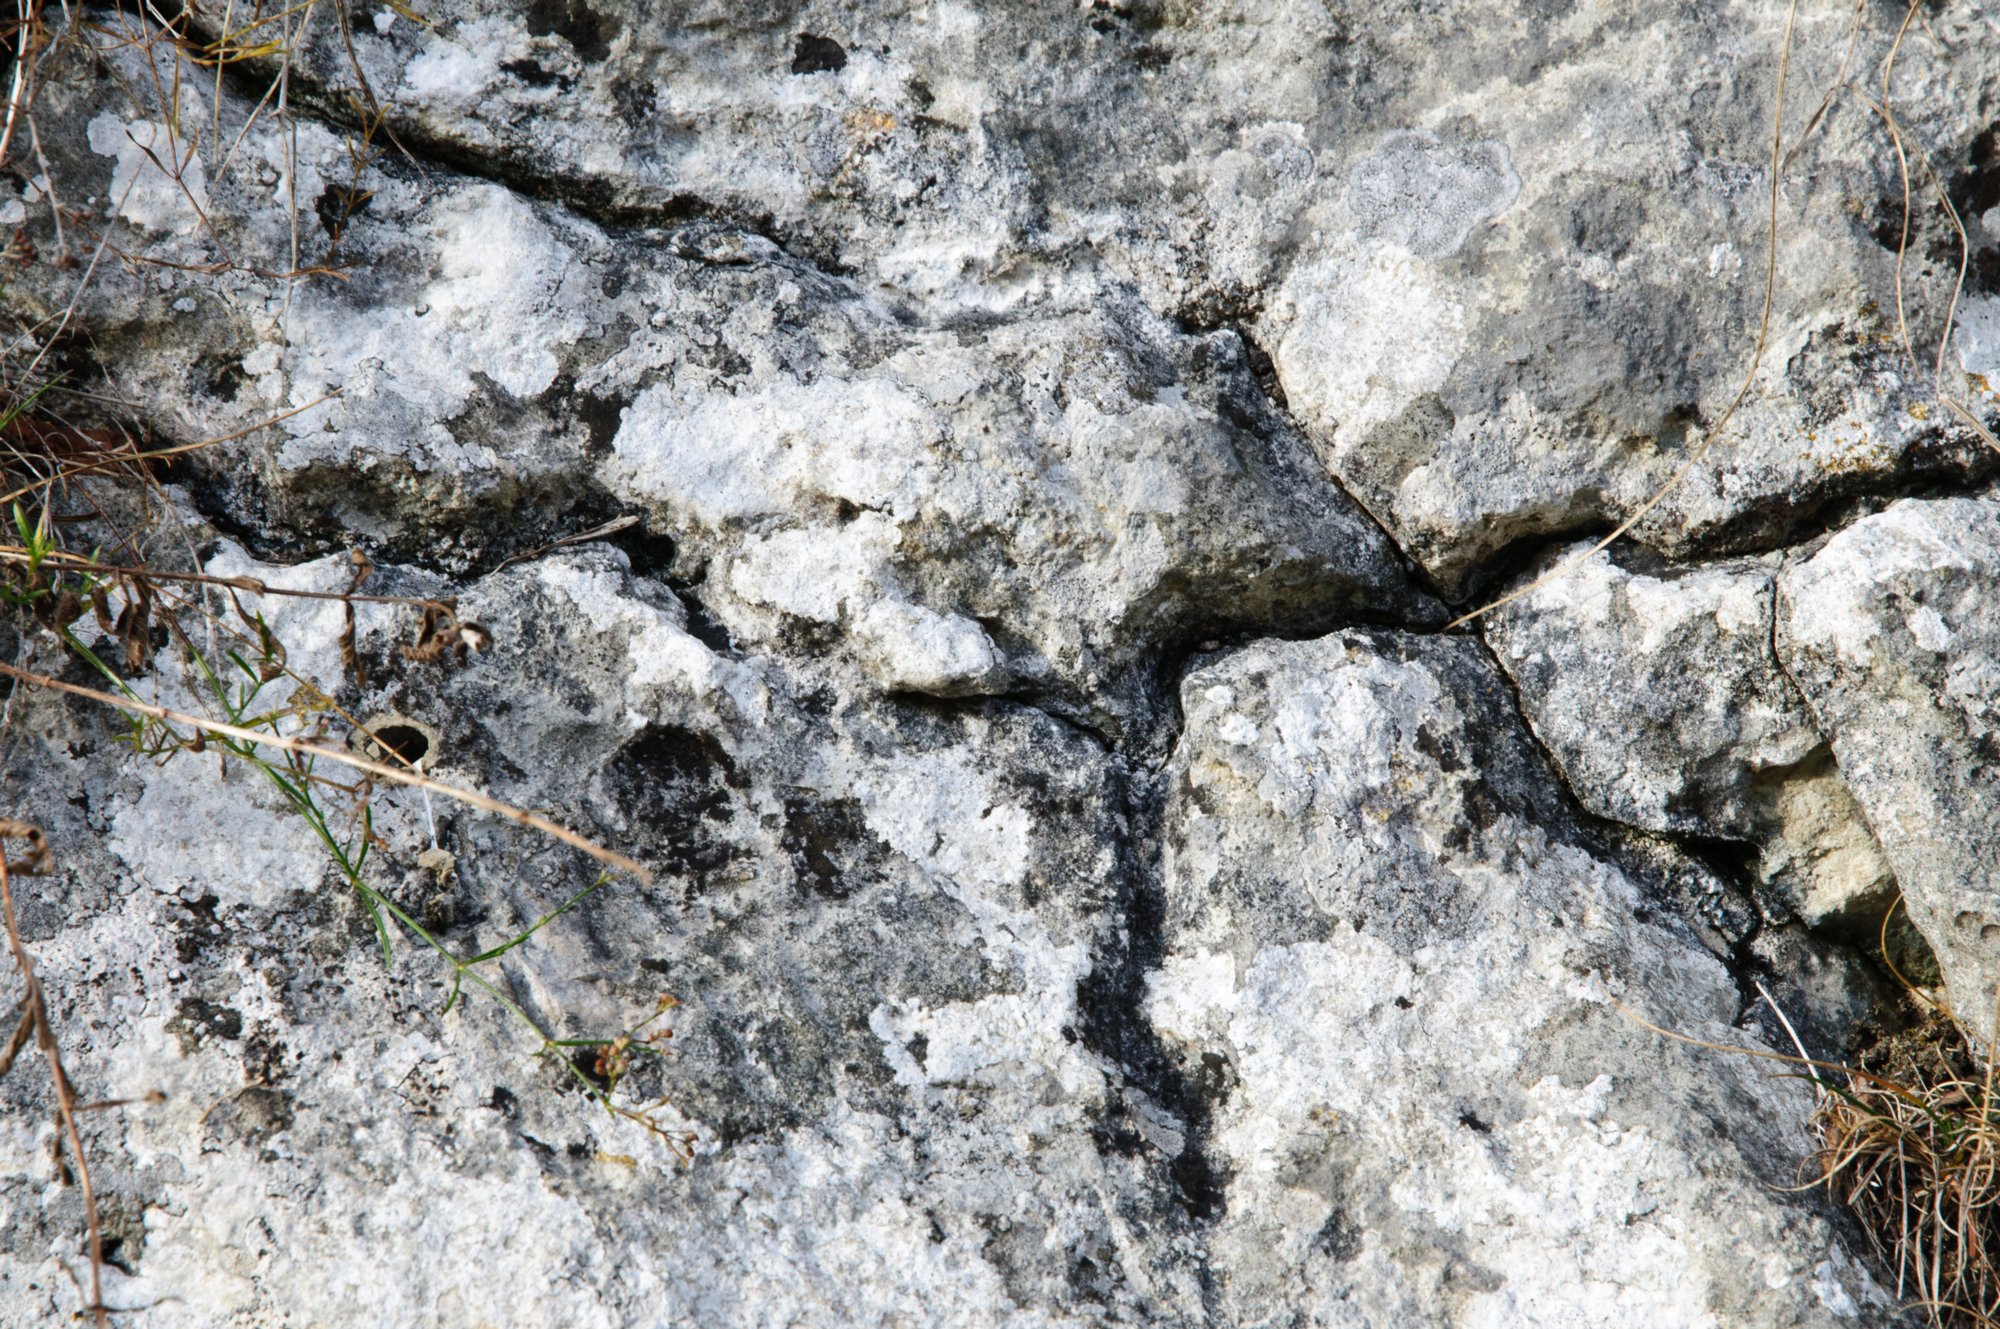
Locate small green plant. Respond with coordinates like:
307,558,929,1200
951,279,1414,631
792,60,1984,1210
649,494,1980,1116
0,493,684,1124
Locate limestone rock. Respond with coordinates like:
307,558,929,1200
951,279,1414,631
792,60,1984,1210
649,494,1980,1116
594,284,1431,733
1,557,1894,1326
247,0,2000,588
0,2,1988,1323
18,48,1429,738
1742,749,1902,937
0,548,1209,1326
1486,543,1898,932
1486,545,1819,838
1151,630,1884,1326
1779,496,2000,1028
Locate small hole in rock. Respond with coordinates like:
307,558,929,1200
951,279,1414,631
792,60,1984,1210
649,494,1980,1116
372,724,431,766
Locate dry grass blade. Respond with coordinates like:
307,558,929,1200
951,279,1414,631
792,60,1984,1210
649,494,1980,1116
0,548,453,609
0,661,654,884
1602,980,1934,1109
0,392,339,508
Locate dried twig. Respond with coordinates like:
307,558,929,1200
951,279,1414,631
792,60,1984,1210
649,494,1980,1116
0,820,109,1329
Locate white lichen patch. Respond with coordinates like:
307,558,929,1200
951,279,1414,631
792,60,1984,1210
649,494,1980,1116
526,553,770,728
281,183,594,462
1955,293,2000,379
395,18,519,110
606,376,943,527
1783,499,1991,670
849,745,1034,892
107,764,329,911
87,115,210,236
1267,245,1470,444
1344,130,1521,260
850,599,1005,696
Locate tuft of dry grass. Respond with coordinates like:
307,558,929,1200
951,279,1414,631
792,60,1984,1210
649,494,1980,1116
1812,1010,2000,1328
1618,946,2000,1329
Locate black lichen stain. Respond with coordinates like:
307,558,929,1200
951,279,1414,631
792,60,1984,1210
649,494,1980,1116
1950,122,2000,292
1314,1206,1361,1262
204,1086,295,1149
525,0,617,62
177,995,243,1042
600,725,748,884
781,794,884,900
501,58,569,89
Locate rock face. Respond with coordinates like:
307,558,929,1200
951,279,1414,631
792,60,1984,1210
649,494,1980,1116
4,545,1207,1328
2,0,1998,1325
1780,498,2000,1032
250,0,2000,592
1153,632,1882,1326
33,44,1430,739
1486,545,1898,933
1487,546,1819,839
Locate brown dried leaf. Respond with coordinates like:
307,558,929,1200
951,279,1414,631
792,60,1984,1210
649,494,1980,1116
0,818,49,875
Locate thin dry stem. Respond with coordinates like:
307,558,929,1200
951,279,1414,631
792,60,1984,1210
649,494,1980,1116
0,823,108,1328
0,660,653,884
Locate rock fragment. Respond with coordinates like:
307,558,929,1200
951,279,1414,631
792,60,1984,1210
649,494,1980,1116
1779,496,2000,1027
1487,544,1898,932
1151,630,1885,1326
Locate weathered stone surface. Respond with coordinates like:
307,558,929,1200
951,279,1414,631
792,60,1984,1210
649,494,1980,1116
22,45,1428,739
1149,630,1883,1326
1487,545,1819,837
1486,543,1897,932
1,558,1893,1326
1780,496,2000,1030
1,546,1214,1326
0,1,1986,1324
591,284,1429,734
1743,749,1903,937
247,0,2000,588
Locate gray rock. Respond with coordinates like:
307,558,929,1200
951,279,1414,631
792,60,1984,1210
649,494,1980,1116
0,547,1210,1326
1,558,1895,1326
593,284,1430,734
1152,630,1885,1326
242,0,2000,588
0,2,1986,1323
1486,543,1897,932
1779,496,2000,1029
1742,748,1901,938
1486,545,1819,838
15,45,1429,739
